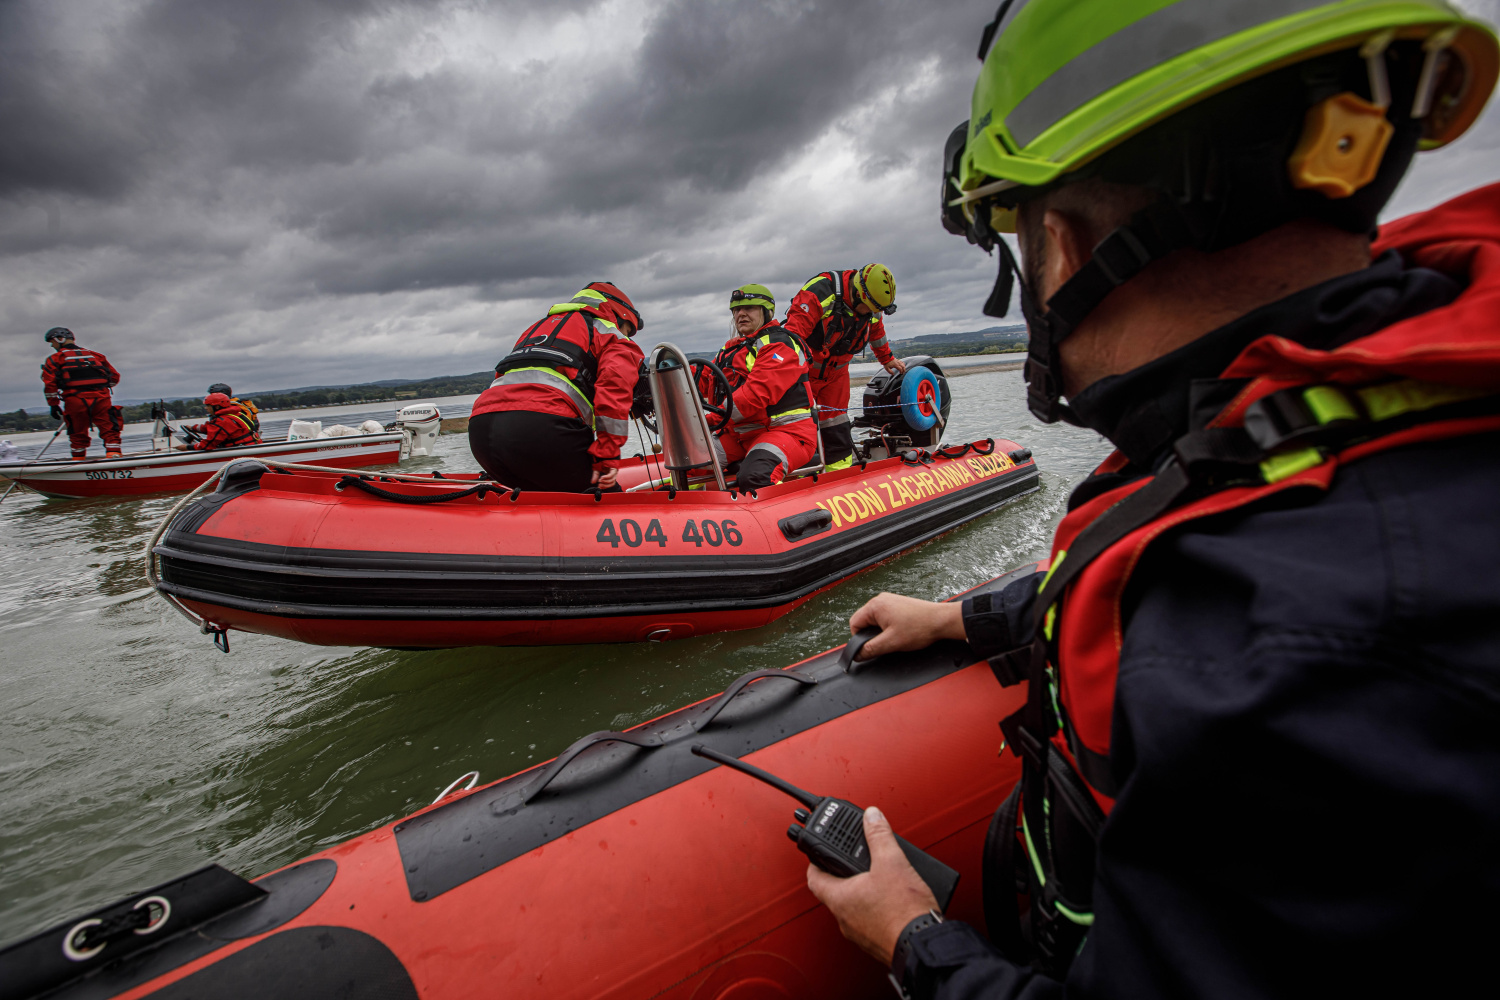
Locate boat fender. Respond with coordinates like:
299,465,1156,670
1008,448,1032,463
779,508,834,542
215,460,268,497
839,627,882,674
0,860,337,1000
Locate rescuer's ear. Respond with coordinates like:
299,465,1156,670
1040,209,1093,303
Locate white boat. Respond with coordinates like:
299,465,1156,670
0,404,443,499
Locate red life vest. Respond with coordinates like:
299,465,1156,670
987,182,1500,977
195,394,261,449
713,323,815,436
784,270,892,371
42,347,118,399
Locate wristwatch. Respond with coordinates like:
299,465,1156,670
888,909,944,999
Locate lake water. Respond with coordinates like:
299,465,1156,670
0,366,1110,944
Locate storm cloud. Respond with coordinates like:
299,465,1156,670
2,0,1497,408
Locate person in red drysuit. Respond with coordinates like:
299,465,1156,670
707,284,817,490
782,264,906,470
177,392,261,450
40,327,123,460
468,282,645,492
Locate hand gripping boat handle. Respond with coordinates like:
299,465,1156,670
839,628,882,673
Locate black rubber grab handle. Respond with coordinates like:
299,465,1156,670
522,730,663,804
692,670,815,733
839,628,882,674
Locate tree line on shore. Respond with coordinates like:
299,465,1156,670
0,371,495,434
1,336,1028,436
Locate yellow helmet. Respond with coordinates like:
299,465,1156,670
855,263,897,315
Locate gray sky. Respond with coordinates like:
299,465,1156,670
3,0,1497,410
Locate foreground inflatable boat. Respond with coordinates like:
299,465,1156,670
148,439,1035,648
0,569,1030,1000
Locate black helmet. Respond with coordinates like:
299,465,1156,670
45,327,74,343
207,382,232,396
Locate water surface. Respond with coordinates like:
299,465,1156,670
0,369,1111,942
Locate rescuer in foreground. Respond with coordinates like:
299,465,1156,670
809,2,1500,997
175,385,261,450
40,327,123,460
468,282,645,492
707,284,818,489
782,265,906,470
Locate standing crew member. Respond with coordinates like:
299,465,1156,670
782,265,906,470
177,386,260,450
805,3,1500,998
709,284,817,489
40,327,122,460
468,282,644,492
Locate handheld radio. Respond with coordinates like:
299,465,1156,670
690,744,959,911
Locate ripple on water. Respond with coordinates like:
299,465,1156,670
0,369,1112,942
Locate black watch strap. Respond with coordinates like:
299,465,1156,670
889,909,944,999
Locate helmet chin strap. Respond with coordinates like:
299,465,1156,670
986,200,1198,424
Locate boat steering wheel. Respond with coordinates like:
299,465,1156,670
690,358,733,432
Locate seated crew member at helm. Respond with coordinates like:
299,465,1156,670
40,327,123,460
807,2,1500,998
707,284,817,490
782,264,906,471
176,386,261,450
468,282,645,492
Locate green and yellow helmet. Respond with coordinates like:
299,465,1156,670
941,0,1497,423
951,0,1496,229
729,283,776,316
854,263,897,315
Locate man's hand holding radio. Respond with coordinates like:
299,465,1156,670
806,806,938,964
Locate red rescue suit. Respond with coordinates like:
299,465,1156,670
41,345,122,459
988,182,1500,977
783,270,897,469
709,322,817,487
470,291,645,469
187,395,261,450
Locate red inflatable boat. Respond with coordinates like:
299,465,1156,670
0,568,1032,1000
148,441,1036,649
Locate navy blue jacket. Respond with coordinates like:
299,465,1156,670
905,256,1500,997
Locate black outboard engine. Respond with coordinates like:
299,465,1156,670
854,355,952,458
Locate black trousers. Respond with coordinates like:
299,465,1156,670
468,410,595,492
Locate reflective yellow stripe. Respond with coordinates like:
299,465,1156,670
1356,379,1486,422
1260,447,1324,483
493,367,595,426
1301,385,1358,425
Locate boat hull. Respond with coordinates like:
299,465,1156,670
153,441,1039,646
1,571,1033,1000
0,434,406,498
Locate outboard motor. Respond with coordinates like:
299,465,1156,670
149,401,174,452
395,403,442,459
646,344,728,491
855,355,952,458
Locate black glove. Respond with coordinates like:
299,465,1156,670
50,405,62,420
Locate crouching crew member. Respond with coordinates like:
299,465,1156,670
469,282,645,492
179,387,261,450
782,264,906,470
710,284,817,490
40,327,123,460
